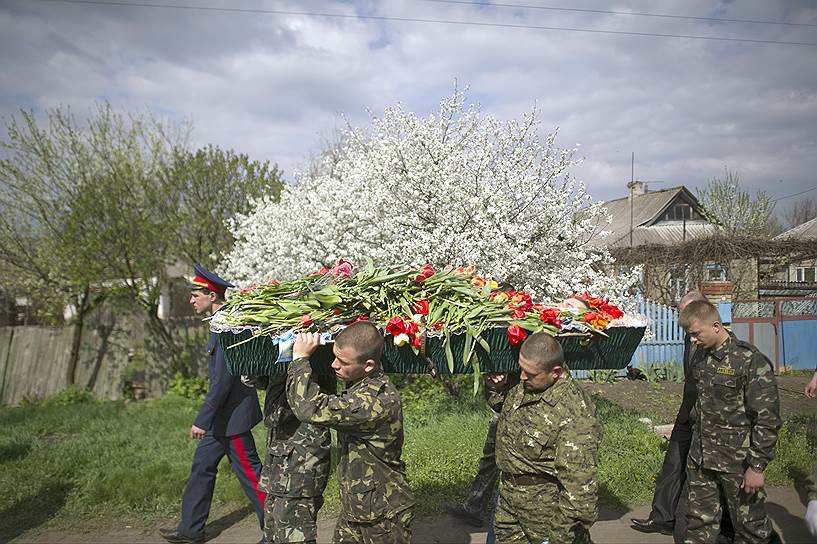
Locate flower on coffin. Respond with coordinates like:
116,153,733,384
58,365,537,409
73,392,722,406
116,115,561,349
599,300,624,319
538,307,563,330
584,311,610,330
471,276,499,289
329,259,354,278
385,316,424,350
508,292,533,312
385,316,405,336
413,300,429,316
414,264,435,283
507,325,527,345
299,313,313,328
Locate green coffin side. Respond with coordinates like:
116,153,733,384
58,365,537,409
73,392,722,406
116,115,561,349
219,326,646,376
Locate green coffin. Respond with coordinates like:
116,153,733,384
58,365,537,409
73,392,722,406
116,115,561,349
218,326,646,376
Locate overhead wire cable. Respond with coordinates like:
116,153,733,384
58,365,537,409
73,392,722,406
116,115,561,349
420,0,817,28
35,0,817,47
771,185,817,203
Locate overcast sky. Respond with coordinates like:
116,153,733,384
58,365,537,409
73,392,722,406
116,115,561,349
2,0,816,212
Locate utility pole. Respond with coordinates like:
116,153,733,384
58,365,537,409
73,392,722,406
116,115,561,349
629,152,634,247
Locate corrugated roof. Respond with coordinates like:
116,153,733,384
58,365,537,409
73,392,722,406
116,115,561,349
775,216,817,241
606,223,721,248
587,185,715,247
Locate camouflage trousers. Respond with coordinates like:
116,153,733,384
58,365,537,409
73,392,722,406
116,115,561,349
332,508,413,544
263,494,324,544
494,480,593,544
685,461,773,544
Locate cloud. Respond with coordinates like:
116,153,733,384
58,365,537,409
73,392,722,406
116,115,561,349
1,0,816,206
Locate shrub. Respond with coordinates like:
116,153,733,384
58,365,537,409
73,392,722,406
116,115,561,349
167,373,208,400
41,385,95,407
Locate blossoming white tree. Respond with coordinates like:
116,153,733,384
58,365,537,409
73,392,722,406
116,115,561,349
223,90,637,302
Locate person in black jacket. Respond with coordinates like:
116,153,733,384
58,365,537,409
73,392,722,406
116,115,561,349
160,264,265,544
631,291,734,543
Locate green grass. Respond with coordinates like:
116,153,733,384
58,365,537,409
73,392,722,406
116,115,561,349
1,378,814,539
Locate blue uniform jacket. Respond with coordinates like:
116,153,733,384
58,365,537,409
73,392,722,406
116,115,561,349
193,331,262,436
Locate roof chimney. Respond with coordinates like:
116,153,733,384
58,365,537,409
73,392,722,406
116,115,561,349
627,180,647,196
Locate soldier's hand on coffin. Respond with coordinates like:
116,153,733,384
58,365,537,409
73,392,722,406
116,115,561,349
190,424,206,439
293,332,321,360
741,467,764,494
484,373,508,388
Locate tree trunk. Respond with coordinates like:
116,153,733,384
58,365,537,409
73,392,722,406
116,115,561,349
85,310,115,392
144,311,187,376
66,287,91,386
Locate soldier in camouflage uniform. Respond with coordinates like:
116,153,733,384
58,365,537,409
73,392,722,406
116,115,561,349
286,321,415,544
486,332,602,544
680,300,781,544
245,373,334,544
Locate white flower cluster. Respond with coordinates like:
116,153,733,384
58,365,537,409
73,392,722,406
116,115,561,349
222,90,639,306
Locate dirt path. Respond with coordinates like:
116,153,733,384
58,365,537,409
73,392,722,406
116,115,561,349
14,487,813,544
590,375,816,424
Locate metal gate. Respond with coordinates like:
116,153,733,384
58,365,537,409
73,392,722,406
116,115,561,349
731,298,817,371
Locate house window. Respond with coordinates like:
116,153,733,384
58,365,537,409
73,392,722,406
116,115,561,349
705,262,726,282
662,203,703,222
796,267,816,283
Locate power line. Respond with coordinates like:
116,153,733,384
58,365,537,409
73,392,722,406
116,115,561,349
771,185,817,203
35,0,817,47
421,0,817,29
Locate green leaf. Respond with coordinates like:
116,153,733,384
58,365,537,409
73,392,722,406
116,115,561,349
444,332,455,374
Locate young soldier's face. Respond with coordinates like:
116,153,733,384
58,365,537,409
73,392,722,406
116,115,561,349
331,344,373,382
686,319,722,349
518,354,560,393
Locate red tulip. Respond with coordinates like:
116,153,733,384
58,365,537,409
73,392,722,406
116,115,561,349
385,316,405,336
538,308,562,330
507,325,527,345
330,259,354,278
413,300,429,315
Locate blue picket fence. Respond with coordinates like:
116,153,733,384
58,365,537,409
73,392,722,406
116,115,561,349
630,296,685,367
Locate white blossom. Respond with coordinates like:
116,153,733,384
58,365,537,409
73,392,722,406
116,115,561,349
222,90,639,306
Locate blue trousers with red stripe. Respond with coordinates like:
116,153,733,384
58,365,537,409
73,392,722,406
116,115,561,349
177,432,266,538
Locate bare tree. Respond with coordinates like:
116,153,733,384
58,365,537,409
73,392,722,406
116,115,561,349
783,197,817,229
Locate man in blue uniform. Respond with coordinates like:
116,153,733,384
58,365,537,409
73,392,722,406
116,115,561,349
160,264,265,544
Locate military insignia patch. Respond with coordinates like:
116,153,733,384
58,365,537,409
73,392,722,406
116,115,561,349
716,367,735,375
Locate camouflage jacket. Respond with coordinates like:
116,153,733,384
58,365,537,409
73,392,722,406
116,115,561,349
286,358,415,523
689,333,781,473
488,374,602,540
250,375,332,498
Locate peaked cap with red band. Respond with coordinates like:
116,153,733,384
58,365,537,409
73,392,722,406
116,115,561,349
190,262,234,295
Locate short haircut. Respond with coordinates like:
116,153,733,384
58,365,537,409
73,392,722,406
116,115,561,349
680,300,720,329
679,290,706,309
519,332,565,371
336,321,384,364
